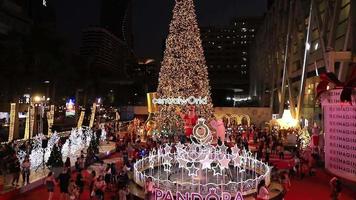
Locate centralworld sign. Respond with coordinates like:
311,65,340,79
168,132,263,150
152,96,208,105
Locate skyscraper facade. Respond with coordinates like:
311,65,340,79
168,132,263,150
200,17,261,106
100,0,133,48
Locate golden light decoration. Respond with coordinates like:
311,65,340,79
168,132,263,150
156,0,213,131
277,109,298,129
8,103,16,142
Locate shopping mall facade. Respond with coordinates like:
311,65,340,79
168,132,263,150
250,0,356,125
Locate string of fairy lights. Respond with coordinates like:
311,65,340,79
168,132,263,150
156,0,214,132
134,118,271,196
16,127,106,171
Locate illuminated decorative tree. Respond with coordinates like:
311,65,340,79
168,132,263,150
157,0,213,131
46,144,63,169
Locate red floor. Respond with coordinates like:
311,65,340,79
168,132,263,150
286,169,356,200
15,170,356,200
14,152,121,200
7,150,356,200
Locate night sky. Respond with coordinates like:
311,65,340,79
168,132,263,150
133,0,267,59
55,0,267,59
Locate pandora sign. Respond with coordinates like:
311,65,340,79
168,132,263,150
155,189,244,200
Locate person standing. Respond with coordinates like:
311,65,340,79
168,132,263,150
278,143,285,160
58,167,71,200
256,180,269,200
98,161,106,177
45,172,56,200
94,175,106,200
144,177,155,200
11,154,21,187
68,179,79,200
22,156,31,185
75,173,84,199
75,157,81,173
281,171,291,196
64,157,71,169
104,163,112,191
89,170,96,199
265,146,271,163
330,177,342,200
118,185,129,200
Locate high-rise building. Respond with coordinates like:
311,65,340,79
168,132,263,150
80,27,134,73
0,0,31,36
200,17,261,106
25,0,56,26
100,0,133,48
80,0,135,73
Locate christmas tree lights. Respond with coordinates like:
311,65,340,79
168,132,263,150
156,0,213,131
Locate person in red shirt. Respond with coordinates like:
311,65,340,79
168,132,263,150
177,106,198,138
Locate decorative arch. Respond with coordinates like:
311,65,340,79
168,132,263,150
239,114,251,126
213,113,251,127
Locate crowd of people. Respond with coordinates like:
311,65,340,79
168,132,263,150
38,123,154,200
0,142,30,187
0,116,347,200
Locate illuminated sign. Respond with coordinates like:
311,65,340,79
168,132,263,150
154,189,244,200
66,99,75,117
153,96,207,105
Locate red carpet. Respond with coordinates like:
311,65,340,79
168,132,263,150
7,152,356,200
286,169,356,200
13,152,121,200
15,166,120,200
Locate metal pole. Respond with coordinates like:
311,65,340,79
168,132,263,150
279,0,294,117
296,0,313,120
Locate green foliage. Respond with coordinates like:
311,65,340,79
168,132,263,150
46,144,63,168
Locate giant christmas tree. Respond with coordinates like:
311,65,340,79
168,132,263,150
157,0,213,132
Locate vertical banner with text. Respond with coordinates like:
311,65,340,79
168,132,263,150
321,89,356,182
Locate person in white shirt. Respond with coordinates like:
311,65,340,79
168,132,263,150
257,180,269,200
